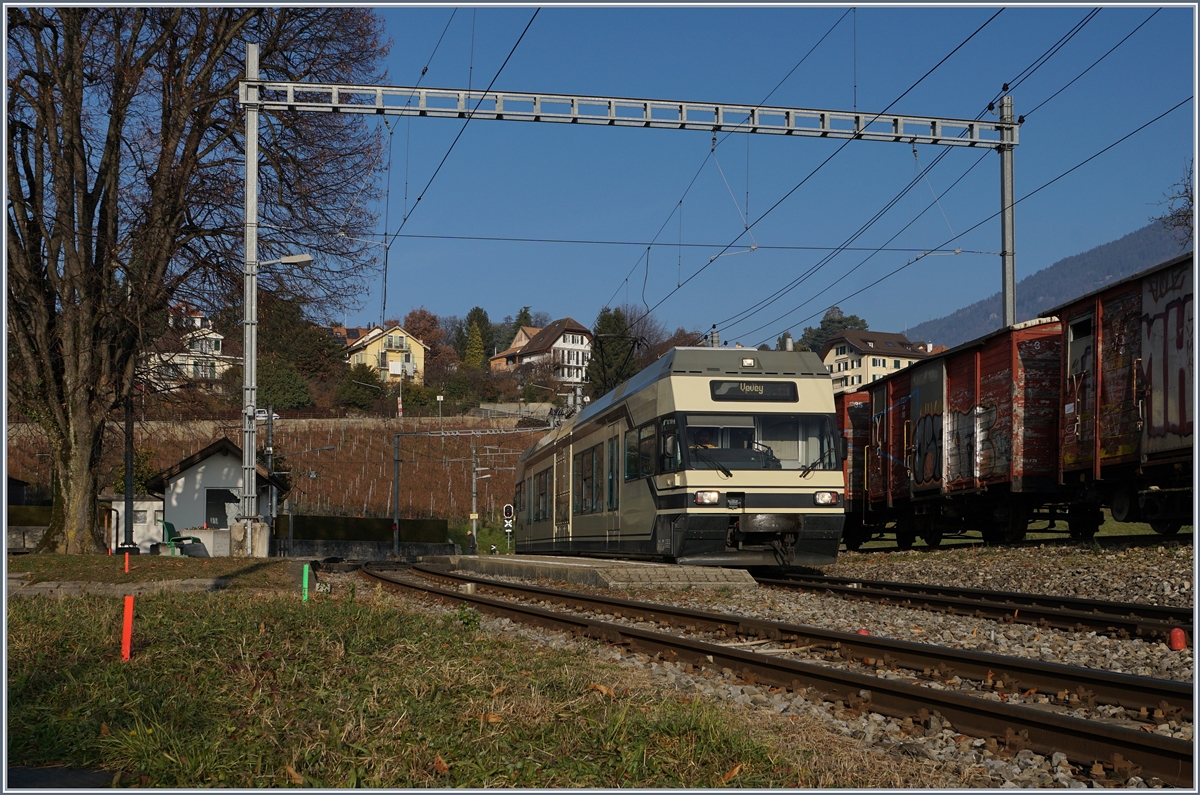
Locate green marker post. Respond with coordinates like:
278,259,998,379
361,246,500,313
302,563,309,602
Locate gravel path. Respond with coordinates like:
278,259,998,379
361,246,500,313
324,542,1195,788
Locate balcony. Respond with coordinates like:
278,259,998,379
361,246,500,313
383,337,409,351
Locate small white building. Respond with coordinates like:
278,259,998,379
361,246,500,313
145,438,287,557
99,493,165,554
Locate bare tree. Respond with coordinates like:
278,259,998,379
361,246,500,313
1153,157,1194,248
7,8,390,551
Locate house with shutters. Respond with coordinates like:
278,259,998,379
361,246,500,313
343,324,428,385
818,329,935,394
489,318,592,384
142,303,239,389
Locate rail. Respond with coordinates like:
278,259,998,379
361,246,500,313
360,563,1193,786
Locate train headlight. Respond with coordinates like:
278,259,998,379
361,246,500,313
814,491,840,506
694,490,721,505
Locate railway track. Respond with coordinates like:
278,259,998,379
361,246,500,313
756,573,1194,641
360,562,1192,787
846,532,1194,555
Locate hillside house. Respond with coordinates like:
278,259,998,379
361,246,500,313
819,330,934,394
344,324,429,386
490,318,592,384
142,303,239,389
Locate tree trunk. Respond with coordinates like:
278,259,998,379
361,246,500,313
37,412,107,554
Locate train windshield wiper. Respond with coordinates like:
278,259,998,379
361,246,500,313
690,446,732,478
797,455,824,479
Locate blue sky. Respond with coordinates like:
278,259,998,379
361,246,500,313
339,5,1195,349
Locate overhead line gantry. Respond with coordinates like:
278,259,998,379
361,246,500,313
237,45,1021,532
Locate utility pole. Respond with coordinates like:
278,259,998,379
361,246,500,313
265,407,275,547
999,95,1017,327
392,434,400,558
471,436,478,540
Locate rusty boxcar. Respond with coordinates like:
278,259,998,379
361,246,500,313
1041,251,1194,534
845,318,1064,548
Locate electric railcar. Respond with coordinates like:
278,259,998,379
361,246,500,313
514,347,846,566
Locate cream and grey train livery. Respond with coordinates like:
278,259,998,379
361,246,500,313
514,348,845,566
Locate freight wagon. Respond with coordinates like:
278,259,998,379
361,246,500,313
1042,251,1193,534
842,317,1066,548
514,348,846,566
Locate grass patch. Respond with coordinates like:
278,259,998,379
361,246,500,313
7,589,935,788
6,554,295,590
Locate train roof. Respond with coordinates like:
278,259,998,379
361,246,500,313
575,346,828,426
1038,250,1193,318
518,347,829,465
844,316,1061,394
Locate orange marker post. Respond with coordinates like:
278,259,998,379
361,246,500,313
124,552,129,573
121,595,134,661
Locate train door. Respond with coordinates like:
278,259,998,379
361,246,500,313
554,447,570,543
605,424,621,551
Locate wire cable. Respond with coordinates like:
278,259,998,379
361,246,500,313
754,95,1194,347
641,9,1004,322
705,8,1115,342
1024,9,1160,119
389,9,540,240
603,8,853,309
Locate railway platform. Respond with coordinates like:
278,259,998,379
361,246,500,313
420,555,758,591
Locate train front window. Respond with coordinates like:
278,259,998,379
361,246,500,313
684,414,839,471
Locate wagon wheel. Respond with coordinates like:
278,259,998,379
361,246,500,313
1149,519,1183,535
922,527,943,548
1067,505,1103,539
989,501,1028,544
894,517,916,550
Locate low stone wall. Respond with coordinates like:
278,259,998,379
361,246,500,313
279,539,458,561
7,526,46,551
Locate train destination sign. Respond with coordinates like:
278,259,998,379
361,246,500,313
710,380,798,402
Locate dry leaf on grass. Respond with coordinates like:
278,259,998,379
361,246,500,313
490,686,507,697
285,765,303,785
433,754,449,774
100,722,110,736
479,713,503,724
588,683,615,697
721,763,743,783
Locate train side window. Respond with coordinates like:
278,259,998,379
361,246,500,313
607,437,620,510
573,444,601,515
639,424,657,478
660,416,680,472
625,430,639,480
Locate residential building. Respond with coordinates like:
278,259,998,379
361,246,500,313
142,304,239,389
145,438,287,558
489,325,542,373
322,325,374,347
494,317,592,384
344,324,429,385
819,329,933,394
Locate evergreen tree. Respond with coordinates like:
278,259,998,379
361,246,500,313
462,307,493,358
112,448,156,495
463,321,486,369
587,307,639,396
337,364,382,410
259,358,313,410
514,306,533,328
795,307,869,353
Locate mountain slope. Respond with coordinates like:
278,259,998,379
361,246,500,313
906,222,1190,349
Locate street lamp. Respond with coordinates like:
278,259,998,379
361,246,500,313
240,250,311,557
